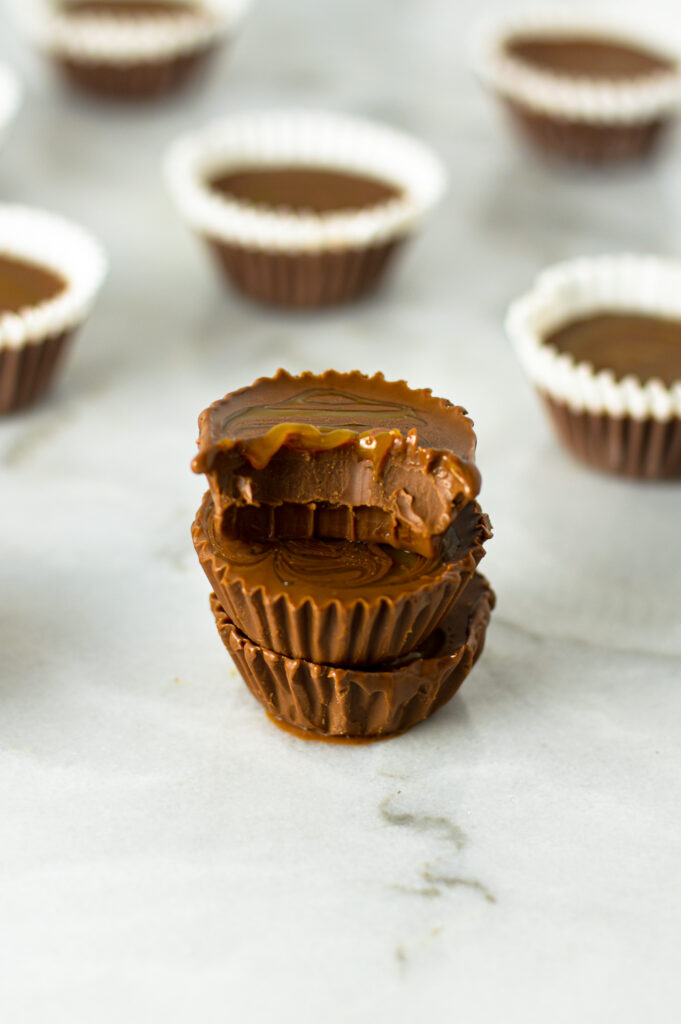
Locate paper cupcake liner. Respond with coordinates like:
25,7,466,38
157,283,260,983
507,254,681,478
206,236,403,308
472,8,681,127
210,573,495,739
163,110,447,265
193,491,490,667
0,63,21,150
0,205,107,413
18,0,251,63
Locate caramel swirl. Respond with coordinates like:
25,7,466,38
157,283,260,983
220,387,429,442
210,513,459,602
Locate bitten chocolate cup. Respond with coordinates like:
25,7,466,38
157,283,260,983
506,254,681,479
210,573,494,740
163,110,446,308
16,0,251,101
193,490,490,667
0,205,107,415
193,370,481,558
472,11,681,163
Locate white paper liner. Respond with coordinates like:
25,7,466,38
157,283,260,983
471,8,681,125
163,110,447,253
0,205,107,351
0,63,22,147
16,0,252,64
506,254,681,423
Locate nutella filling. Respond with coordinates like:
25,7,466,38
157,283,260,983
545,311,681,387
0,254,66,315
504,35,675,79
207,167,403,214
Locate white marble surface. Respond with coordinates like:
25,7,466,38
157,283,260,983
1,1,681,1021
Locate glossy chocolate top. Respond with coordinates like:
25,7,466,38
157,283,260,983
0,254,66,314
203,495,479,604
505,35,675,79
194,369,478,474
62,1,202,15
208,167,402,215
545,312,681,386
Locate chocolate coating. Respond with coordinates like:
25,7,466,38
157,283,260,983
208,167,402,214
505,35,675,79
546,312,681,387
0,254,65,314
211,572,495,739
193,491,490,666
194,370,480,556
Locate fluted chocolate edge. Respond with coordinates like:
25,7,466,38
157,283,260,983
0,330,75,415
543,394,681,478
193,491,491,666
205,237,404,309
210,573,495,738
55,47,216,101
505,100,668,163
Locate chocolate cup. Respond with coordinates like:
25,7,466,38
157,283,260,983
210,573,495,739
55,46,216,100
0,330,74,414
206,237,403,309
543,395,681,479
195,369,481,557
505,100,668,163
192,491,491,667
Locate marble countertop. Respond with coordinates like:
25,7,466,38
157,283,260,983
1,0,680,1020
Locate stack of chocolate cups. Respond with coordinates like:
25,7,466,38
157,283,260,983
192,370,495,741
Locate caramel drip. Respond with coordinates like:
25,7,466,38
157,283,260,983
216,423,406,473
194,372,482,506
207,385,437,473
0,254,66,314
